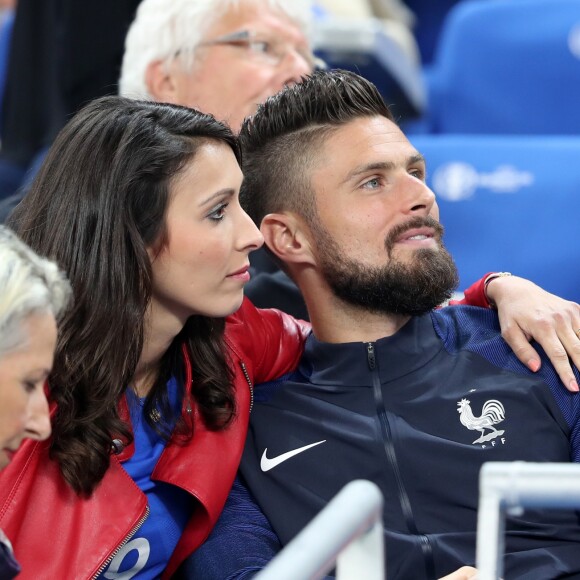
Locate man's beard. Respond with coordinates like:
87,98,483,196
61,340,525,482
313,216,459,316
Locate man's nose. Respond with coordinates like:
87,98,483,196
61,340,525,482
403,176,437,217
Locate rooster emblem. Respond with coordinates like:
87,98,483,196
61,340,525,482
457,398,505,444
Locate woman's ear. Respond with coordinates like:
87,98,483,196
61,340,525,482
145,60,179,104
260,213,317,267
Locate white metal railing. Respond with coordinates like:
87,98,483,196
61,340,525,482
255,479,385,580
476,461,580,580
255,462,580,580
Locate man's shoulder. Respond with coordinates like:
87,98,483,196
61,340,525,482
432,307,580,427
431,304,502,345
253,370,304,404
429,305,530,375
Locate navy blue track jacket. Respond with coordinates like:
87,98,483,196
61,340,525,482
185,306,580,580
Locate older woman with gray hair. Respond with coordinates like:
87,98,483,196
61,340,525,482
0,225,71,579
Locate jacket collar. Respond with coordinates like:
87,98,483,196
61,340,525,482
300,312,442,386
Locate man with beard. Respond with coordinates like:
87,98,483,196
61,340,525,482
180,70,580,580
117,1,580,403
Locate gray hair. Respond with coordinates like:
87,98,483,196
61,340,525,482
119,0,312,100
0,226,72,356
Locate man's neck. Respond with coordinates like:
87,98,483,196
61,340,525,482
303,287,411,344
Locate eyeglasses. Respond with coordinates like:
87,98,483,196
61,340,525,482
197,30,327,71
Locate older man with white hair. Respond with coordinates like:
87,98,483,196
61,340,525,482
119,0,314,130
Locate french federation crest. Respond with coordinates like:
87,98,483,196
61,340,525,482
457,398,505,444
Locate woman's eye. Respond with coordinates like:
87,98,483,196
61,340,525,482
208,203,228,221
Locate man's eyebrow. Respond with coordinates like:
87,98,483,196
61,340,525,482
409,153,426,166
343,154,426,184
198,188,235,208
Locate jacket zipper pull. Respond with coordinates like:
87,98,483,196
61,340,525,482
366,342,376,370
240,361,254,413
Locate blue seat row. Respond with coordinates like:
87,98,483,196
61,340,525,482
409,0,580,135
411,134,580,301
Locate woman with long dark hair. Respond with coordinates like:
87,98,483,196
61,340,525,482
0,96,308,579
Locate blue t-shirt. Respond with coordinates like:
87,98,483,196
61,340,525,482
100,378,194,579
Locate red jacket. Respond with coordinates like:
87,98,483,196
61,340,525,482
0,299,310,579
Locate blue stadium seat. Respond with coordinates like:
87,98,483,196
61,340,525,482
409,134,580,301
0,9,15,136
404,0,461,64
423,0,580,134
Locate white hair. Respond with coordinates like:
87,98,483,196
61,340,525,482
0,227,72,357
119,0,312,100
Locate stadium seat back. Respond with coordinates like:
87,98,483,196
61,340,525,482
427,0,580,134
410,134,580,300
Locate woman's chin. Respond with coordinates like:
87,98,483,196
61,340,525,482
199,294,245,319
225,295,245,317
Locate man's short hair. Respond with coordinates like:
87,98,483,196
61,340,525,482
119,0,311,101
239,69,394,228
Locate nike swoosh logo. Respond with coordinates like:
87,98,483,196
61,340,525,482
260,440,327,472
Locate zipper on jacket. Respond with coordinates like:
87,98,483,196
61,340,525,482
366,343,436,580
367,342,376,370
91,505,150,579
240,361,254,413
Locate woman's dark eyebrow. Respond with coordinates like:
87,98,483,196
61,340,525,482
198,188,236,207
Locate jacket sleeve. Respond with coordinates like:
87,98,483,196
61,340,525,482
226,298,311,385
450,274,492,308
175,475,282,579
503,544,580,577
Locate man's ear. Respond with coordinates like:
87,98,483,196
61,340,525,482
260,213,317,267
145,60,179,104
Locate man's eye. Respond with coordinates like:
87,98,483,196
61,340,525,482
249,40,271,54
362,178,381,190
410,168,426,181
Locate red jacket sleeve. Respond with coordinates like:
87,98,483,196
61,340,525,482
450,273,493,308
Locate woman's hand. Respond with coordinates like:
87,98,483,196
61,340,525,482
487,275,580,392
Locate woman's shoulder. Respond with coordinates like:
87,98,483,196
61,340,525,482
224,298,274,360
224,298,310,373
226,298,310,341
